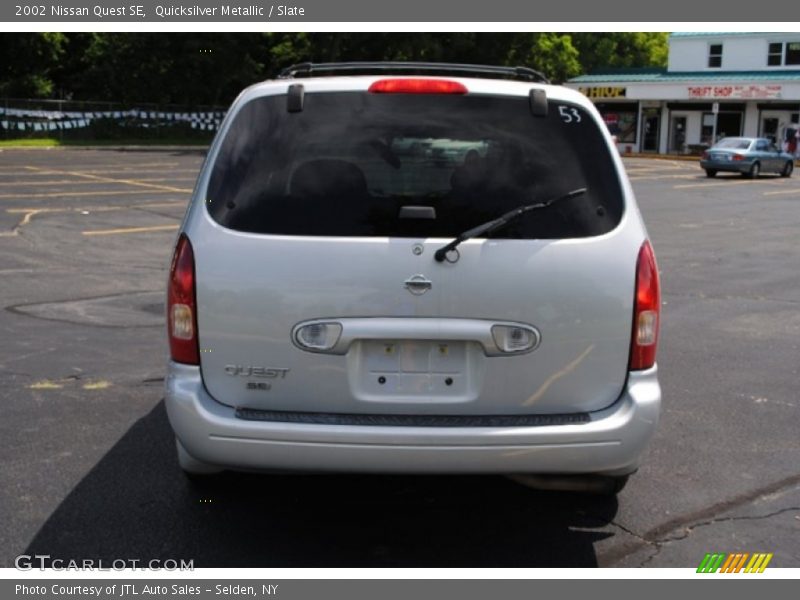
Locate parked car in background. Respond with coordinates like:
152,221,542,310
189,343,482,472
165,62,662,495
700,137,794,178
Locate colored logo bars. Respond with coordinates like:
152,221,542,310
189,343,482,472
697,552,773,573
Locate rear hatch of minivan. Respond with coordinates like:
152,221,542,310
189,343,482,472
189,78,643,416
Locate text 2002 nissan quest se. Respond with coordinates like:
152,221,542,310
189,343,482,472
165,62,661,494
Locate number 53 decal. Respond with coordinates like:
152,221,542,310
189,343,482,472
558,106,582,123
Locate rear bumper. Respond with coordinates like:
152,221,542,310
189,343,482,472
700,159,752,173
165,361,661,476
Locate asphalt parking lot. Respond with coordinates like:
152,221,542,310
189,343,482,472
0,149,798,569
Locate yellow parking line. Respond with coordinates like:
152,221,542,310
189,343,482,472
29,380,63,390
16,210,41,226
763,188,800,196
629,174,698,181
624,160,697,169
128,176,197,182
674,179,788,189
82,380,111,390
25,165,192,193
82,224,179,236
626,164,695,172
0,177,197,187
0,189,174,199
0,162,182,171
1,201,185,236
0,168,200,176
6,201,184,214
31,165,195,171
0,209,45,236
0,179,88,186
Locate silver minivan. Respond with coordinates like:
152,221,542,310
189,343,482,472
165,62,661,494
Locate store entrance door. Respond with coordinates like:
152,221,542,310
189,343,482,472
761,117,779,145
641,109,660,152
670,116,686,154
715,112,743,140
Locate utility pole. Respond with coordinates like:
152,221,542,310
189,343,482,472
711,101,719,144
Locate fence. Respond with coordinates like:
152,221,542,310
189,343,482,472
0,98,228,142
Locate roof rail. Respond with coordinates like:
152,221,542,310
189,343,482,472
277,62,550,84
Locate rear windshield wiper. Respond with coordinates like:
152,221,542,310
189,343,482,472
433,187,587,263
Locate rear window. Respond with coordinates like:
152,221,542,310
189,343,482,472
206,91,624,238
714,138,751,150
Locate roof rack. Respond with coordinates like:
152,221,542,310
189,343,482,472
277,62,550,84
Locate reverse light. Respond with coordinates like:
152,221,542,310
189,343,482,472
294,321,343,352
167,234,199,365
629,240,661,370
171,305,193,340
491,325,541,354
368,78,468,95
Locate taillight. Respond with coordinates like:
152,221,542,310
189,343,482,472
167,234,199,365
732,154,744,161
629,240,660,370
368,78,468,94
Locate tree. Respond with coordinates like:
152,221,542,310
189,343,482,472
0,33,65,97
261,33,581,83
571,33,668,73
0,33,672,105
55,33,266,105
504,33,582,82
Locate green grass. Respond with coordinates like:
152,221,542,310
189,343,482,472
0,138,62,147
0,137,210,147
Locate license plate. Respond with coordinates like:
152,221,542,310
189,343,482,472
357,340,470,397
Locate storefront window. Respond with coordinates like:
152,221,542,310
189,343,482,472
595,103,638,144
701,113,714,146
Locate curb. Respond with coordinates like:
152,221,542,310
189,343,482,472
621,153,699,162
620,153,800,166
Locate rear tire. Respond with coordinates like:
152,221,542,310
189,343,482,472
781,161,794,178
705,169,717,178
747,162,760,179
176,438,223,479
508,473,630,495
